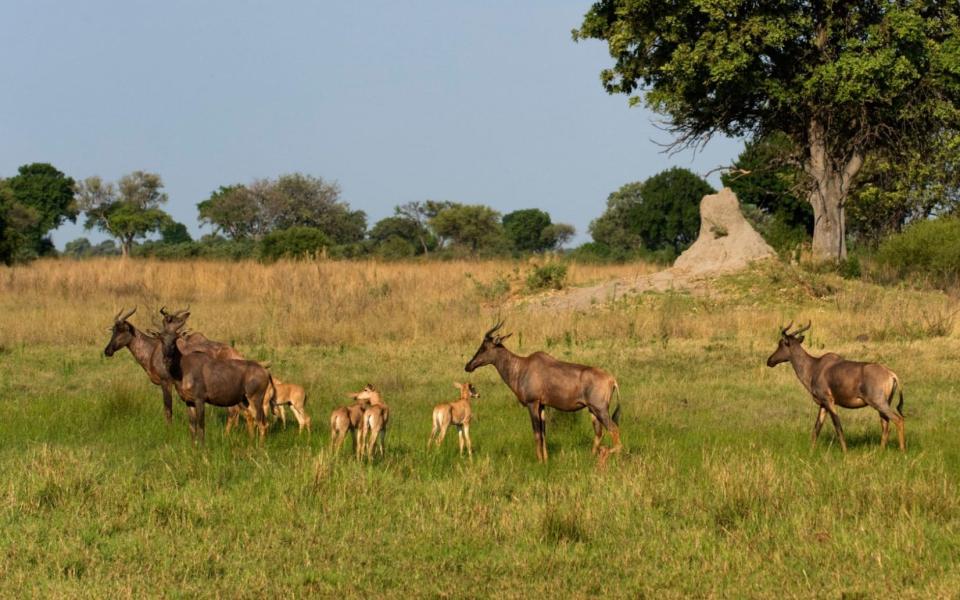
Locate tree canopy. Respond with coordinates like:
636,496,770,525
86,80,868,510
3,163,77,261
197,174,366,244
576,1,960,259
429,204,505,253
590,167,713,259
77,171,172,257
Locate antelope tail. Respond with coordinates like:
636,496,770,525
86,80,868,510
611,381,622,426
895,377,905,416
268,375,278,413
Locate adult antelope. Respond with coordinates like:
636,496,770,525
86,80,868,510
427,382,479,457
355,384,390,461
160,306,244,360
103,307,177,423
159,325,273,445
464,321,622,463
767,321,905,451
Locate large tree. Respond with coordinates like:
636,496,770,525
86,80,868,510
5,163,77,258
197,174,366,244
77,171,172,258
576,1,960,260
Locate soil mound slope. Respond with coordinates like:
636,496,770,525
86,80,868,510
544,188,775,309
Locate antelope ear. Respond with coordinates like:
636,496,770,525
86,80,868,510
796,335,805,344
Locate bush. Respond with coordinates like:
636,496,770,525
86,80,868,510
526,263,568,292
875,217,960,287
260,227,330,261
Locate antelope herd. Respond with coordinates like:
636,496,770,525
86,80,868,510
103,307,907,463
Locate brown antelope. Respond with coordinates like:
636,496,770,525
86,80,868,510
465,321,622,464
103,307,178,423
767,321,905,452
162,307,273,435
329,391,372,454
427,382,479,456
159,325,273,445
160,306,244,361
355,384,390,461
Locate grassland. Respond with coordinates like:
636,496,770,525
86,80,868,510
3,258,960,597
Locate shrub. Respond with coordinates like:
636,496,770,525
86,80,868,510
875,217,960,287
526,263,568,292
260,227,330,261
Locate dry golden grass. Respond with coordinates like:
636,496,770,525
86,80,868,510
1,257,956,357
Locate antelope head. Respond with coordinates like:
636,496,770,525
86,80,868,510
103,307,138,357
454,382,480,399
766,321,811,367
159,305,191,334
465,321,513,372
349,383,379,407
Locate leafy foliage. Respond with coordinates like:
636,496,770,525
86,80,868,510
259,226,331,261
197,174,366,244
430,204,505,253
525,263,568,292
77,172,172,257
3,163,77,261
503,209,551,252
875,216,960,287
590,168,713,259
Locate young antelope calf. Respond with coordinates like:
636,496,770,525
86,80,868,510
329,389,372,454
427,382,479,457
355,384,390,460
268,378,311,433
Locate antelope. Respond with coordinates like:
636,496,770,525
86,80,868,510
465,321,622,464
160,306,244,361
267,379,311,432
767,321,905,452
103,307,177,423
355,384,390,461
427,382,479,456
162,307,271,434
159,324,273,445
329,390,373,454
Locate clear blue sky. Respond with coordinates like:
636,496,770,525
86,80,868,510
1,0,742,248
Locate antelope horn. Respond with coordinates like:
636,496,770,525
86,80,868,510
791,321,812,336
159,305,170,317
114,307,124,321
483,320,505,339
118,306,137,322
779,321,794,336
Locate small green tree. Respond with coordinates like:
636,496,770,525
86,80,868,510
590,168,713,257
503,209,552,252
589,182,644,257
0,179,41,265
77,171,172,258
633,167,714,254
260,226,330,261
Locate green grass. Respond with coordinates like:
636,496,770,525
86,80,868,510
4,330,960,598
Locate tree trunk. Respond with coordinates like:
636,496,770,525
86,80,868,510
121,237,132,258
805,119,863,261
